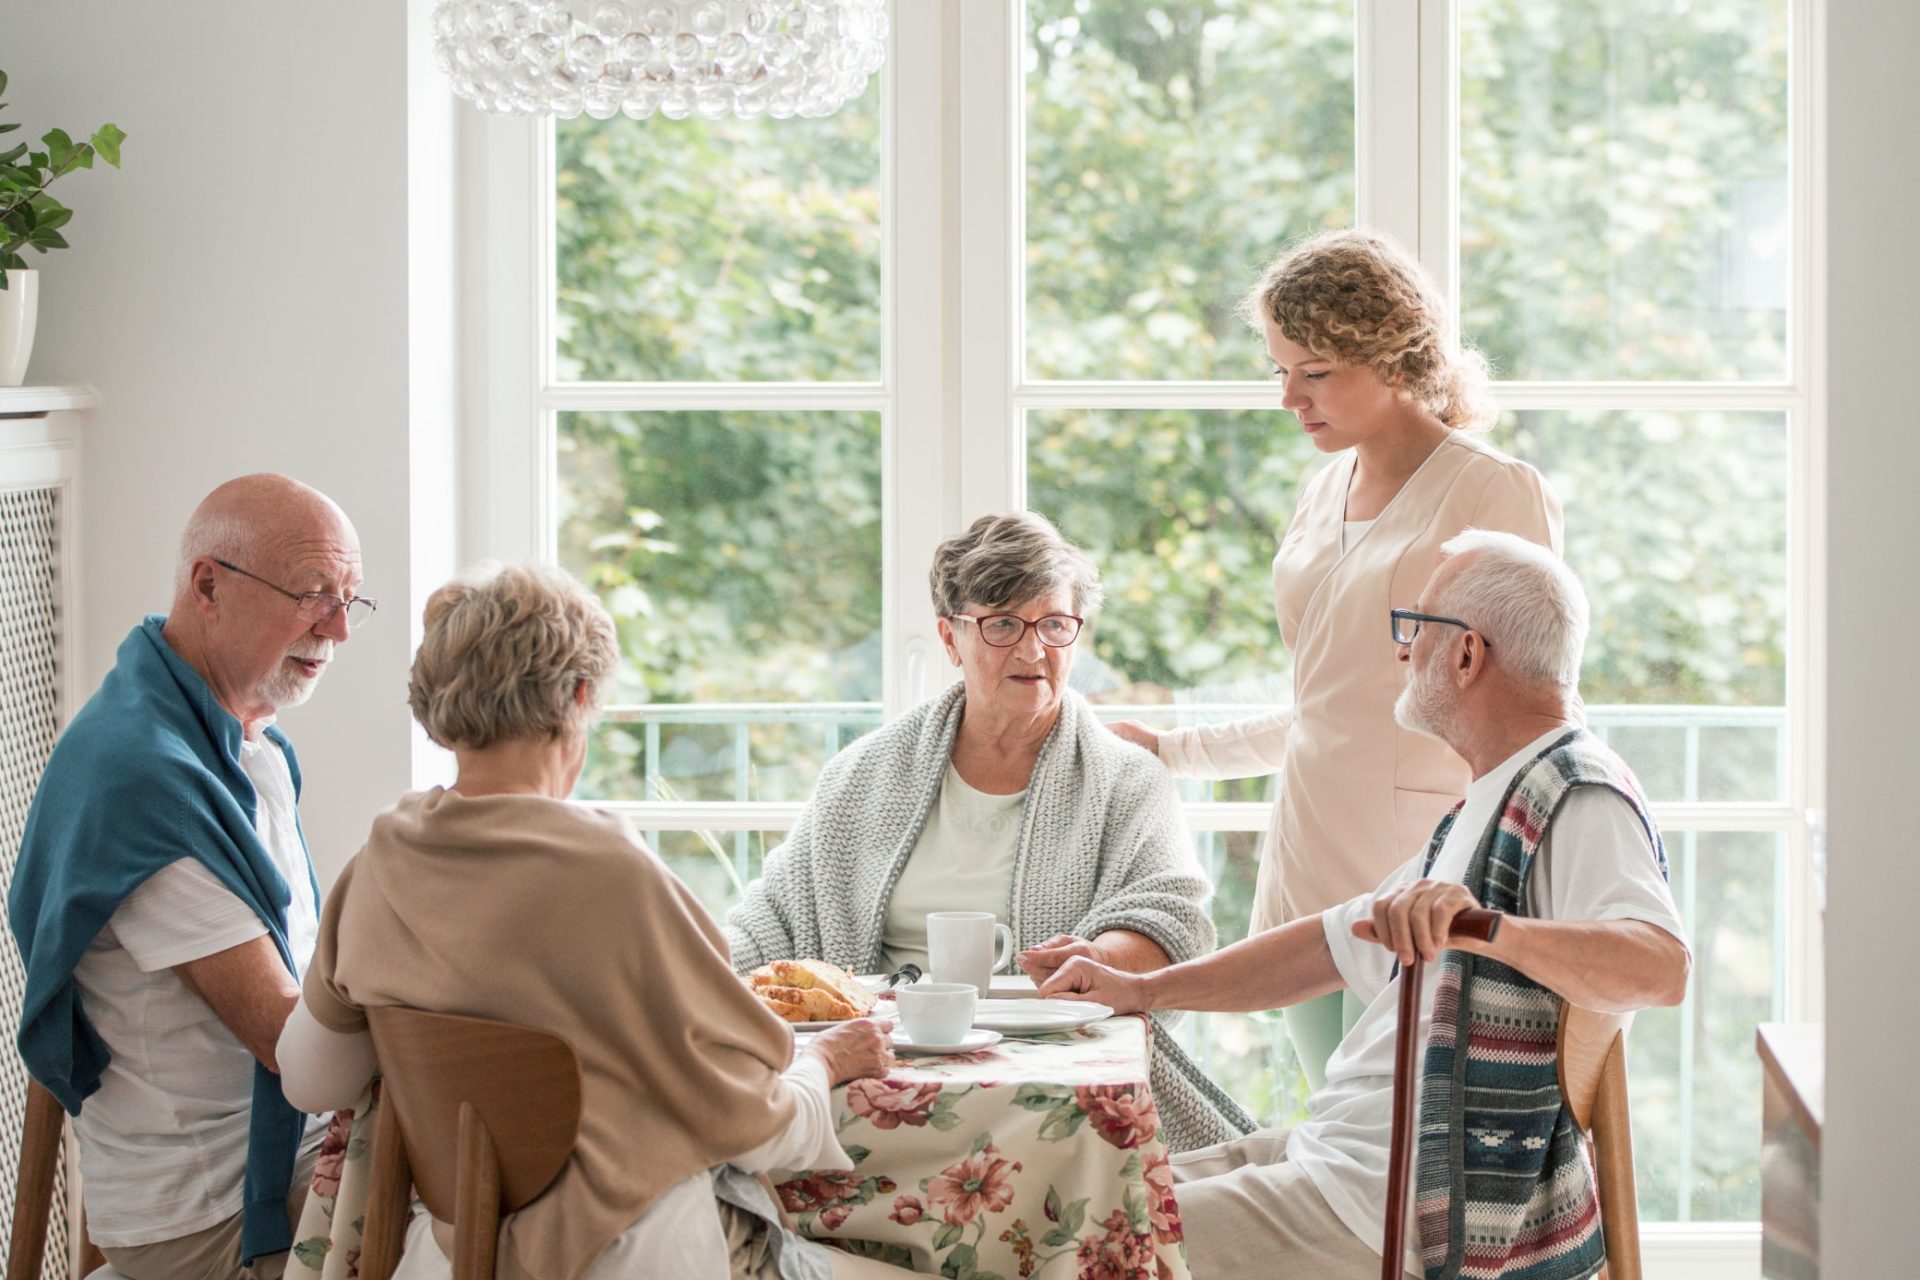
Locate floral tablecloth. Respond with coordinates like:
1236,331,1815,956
286,1085,380,1279
777,1016,1189,1280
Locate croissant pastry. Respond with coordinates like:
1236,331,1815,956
746,958,877,1023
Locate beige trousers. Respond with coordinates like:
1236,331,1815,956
101,1145,322,1280
1171,1127,1420,1280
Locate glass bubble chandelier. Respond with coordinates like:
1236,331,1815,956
430,0,888,121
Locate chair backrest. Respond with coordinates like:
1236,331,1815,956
1556,1002,1642,1280
7,1077,107,1280
364,1007,584,1223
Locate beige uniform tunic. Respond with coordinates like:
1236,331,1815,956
1158,430,1563,928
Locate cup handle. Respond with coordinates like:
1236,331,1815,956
992,924,1015,973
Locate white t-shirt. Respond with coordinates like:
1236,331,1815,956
1286,727,1688,1272
880,763,1025,972
1340,518,1376,554
70,734,326,1247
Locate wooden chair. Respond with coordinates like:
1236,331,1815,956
1557,1002,1642,1280
7,1077,110,1280
357,1008,583,1280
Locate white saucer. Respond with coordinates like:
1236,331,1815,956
891,1027,1003,1056
970,999,1113,1034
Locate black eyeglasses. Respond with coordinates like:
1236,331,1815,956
1390,608,1491,647
948,612,1085,648
215,559,377,630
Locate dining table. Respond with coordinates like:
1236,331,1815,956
778,1004,1190,1279
277,983,1190,1280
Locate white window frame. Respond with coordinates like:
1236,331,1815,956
463,3,1824,1269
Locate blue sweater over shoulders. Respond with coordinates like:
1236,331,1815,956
8,615,317,1263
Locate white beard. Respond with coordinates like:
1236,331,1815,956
1393,644,1456,743
255,640,334,711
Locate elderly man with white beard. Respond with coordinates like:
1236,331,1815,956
1041,529,1692,1280
10,474,372,1280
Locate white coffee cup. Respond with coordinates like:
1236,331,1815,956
927,911,1015,995
895,982,978,1046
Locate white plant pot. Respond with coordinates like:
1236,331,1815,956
0,269,38,387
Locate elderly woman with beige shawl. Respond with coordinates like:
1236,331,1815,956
276,565,912,1280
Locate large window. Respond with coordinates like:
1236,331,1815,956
475,1,1817,1265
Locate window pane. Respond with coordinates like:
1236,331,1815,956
1167,828,1315,1127
554,84,881,382
1028,407,1317,786
1490,409,1788,802
1460,0,1789,381
1024,0,1356,380
1626,829,1784,1221
559,409,882,802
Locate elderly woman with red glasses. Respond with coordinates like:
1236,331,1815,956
727,511,1254,1153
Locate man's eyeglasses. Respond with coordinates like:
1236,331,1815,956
948,612,1084,649
1390,608,1490,647
215,559,377,630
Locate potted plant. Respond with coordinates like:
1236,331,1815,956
0,70,125,386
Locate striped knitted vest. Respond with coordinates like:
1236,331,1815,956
1413,728,1667,1280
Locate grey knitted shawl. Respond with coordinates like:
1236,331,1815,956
725,683,1257,1151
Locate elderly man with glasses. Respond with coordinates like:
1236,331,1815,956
1042,530,1691,1280
10,473,373,1280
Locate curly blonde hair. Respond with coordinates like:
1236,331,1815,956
1238,229,1495,430
408,562,618,751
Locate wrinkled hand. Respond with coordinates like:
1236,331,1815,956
1351,878,1487,967
1038,956,1149,1013
1017,934,1098,984
803,1018,894,1086
1106,720,1162,756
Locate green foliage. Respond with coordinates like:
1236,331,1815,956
1024,0,1354,380
1460,0,1789,380
554,86,878,381
1031,408,1312,701
0,70,126,284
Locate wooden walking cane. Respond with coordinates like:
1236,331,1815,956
1381,907,1503,1280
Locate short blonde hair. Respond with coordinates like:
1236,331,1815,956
1239,228,1495,430
929,512,1104,619
409,563,618,750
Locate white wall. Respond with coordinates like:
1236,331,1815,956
1823,2,1920,1273
5,1,457,884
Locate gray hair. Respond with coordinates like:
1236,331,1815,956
174,509,258,596
1432,529,1588,691
408,562,618,750
929,512,1105,619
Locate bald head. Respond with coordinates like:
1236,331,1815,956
164,475,364,733
174,474,357,600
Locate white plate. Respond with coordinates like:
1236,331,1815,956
891,1027,1003,1056
786,1010,896,1032
970,998,1113,1034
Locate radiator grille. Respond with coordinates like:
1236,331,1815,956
0,484,72,1279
